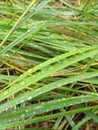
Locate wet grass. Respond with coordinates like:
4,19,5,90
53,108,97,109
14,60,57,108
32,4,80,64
0,0,98,129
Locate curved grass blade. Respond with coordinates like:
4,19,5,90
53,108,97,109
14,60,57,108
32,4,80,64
5,46,96,88
1,105,98,129
0,95,98,124
0,71,98,112
0,48,98,102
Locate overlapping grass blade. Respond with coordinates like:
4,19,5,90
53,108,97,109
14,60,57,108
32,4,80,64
0,47,98,101
1,105,98,129
0,0,98,129
0,70,98,112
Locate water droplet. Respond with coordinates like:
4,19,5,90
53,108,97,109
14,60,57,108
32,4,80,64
42,102,44,105
20,75,23,77
33,111,36,115
21,114,25,118
25,109,28,113
51,58,55,61
64,82,67,85
28,69,32,73
4,91,8,95
57,99,61,102
27,96,32,100
25,95,28,98
20,100,24,103
27,30,30,32
20,81,25,85
33,26,36,29
62,98,66,100
58,106,61,109
46,109,49,112
6,54,9,56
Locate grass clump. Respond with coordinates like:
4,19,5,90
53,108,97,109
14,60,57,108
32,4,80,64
0,0,98,129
